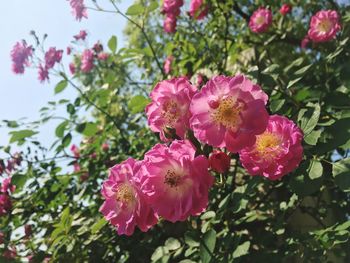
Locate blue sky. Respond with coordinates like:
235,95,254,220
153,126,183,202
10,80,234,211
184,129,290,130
0,0,129,148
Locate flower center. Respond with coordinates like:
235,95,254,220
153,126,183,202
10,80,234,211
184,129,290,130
161,100,180,127
211,97,244,130
255,132,282,157
115,183,135,204
164,169,182,188
318,19,332,33
255,15,266,26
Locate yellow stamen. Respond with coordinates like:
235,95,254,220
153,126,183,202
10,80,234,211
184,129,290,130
211,97,244,130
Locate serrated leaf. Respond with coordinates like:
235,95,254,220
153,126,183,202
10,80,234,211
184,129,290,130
332,158,350,192
200,229,216,263
55,80,68,94
126,4,144,16
108,35,117,53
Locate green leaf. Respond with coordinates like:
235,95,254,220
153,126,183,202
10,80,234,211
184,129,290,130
128,95,150,114
164,238,181,251
294,65,312,75
200,229,216,263
55,80,68,94
269,99,285,113
289,160,323,197
299,103,321,136
287,77,303,89
308,159,323,180
304,130,322,145
62,133,72,147
147,1,159,12
9,129,38,143
76,122,98,136
332,158,350,192
126,4,144,16
11,173,27,191
91,217,107,234
108,35,117,53
232,241,250,259
55,121,69,138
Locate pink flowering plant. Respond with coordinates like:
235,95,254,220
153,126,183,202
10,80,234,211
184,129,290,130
1,0,350,262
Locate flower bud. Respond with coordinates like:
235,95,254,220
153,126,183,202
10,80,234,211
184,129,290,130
209,150,231,173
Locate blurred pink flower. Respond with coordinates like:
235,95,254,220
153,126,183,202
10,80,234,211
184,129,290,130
164,14,177,33
102,143,109,151
67,46,72,55
0,194,12,216
146,77,197,141
1,177,16,194
3,246,16,260
308,10,341,42
74,30,87,40
280,4,292,16
68,0,87,21
70,144,80,158
10,41,32,74
209,150,231,173
97,52,109,61
240,115,303,180
69,62,76,74
73,163,81,173
38,64,49,83
190,75,269,152
140,140,214,222
301,36,310,49
189,0,208,20
249,7,273,33
0,231,4,244
163,55,173,74
163,0,183,14
100,158,157,235
44,47,63,69
80,49,94,73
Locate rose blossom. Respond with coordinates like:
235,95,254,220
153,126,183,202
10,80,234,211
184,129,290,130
74,30,87,40
10,41,33,74
163,55,173,74
239,115,303,180
44,47,63,69
146,77,197,141
80,49,94,73
163,14,177,33
69,62,76,74
249,7,273,33
190,75,269,152
97,52,109,61
99,158,157,235
1,177,15,194
0,194,12,216
163,0,183,14
301,36,310,49
140,140,214,222
189,0,208,20
308,10,341,42
67,0,88,21
209,150,231,173
38,64,49,83
280,4,292,16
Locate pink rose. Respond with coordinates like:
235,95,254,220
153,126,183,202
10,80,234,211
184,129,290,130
308,10,341,42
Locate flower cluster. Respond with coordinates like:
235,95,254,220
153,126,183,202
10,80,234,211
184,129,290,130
0,154,21,217
100,140,213,235
10,41,33,74
162,0,184,33
101,74,304,235
189,0,208,20
67,0,87,21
